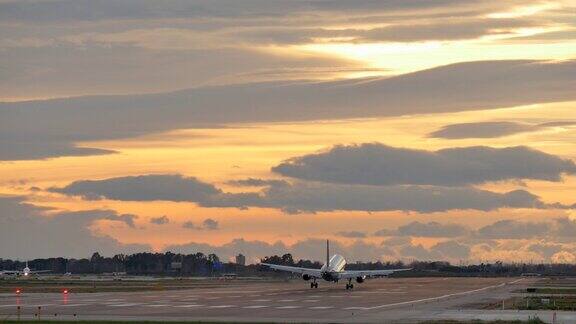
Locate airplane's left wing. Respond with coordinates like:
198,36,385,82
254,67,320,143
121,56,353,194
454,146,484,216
0,270,20,275
30,270,51,274
261,263,323,278
338,268,412,279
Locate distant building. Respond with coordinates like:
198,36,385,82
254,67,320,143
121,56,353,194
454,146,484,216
235,254,246,266
170,262,182,270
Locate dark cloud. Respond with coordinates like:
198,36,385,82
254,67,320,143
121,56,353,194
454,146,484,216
476,219,550,239
396,221,468,237
429,121,576,139
202,218,219,230
0,0,498,22
431,240,471,259
2,59,575,160
399,243,442,261
50,174,221,202
273,143,576,186
227,178,289,187
50,173,565,213
182,218,219,230
374,229,396,237
335,231,367,238
150,215,169,225
474,218,576,240
0,195,150,259
528,242,563,259
182,221,197,229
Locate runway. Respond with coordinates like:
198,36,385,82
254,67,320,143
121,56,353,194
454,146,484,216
0,277,569,323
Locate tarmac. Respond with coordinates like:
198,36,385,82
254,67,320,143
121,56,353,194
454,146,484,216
1,277,575,323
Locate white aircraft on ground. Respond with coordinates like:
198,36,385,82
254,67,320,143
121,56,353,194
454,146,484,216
0,262,51,277
261,240,411,289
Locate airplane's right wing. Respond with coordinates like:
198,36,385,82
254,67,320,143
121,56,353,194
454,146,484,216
30,270,51,274
339,268,412,279
261,263,323,278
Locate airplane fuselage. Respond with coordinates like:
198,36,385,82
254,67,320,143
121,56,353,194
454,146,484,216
320,254,346,282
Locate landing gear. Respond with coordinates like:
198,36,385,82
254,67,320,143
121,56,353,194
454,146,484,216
310,280,318,289
345,278,354,290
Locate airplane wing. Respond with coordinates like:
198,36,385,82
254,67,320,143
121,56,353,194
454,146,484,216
261,263,323,278
338,268,412,279
0,271,21,275
30,270,51,274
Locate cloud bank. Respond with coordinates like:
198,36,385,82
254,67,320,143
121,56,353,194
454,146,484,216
2,59,575,160
50,173,568,213
272,143,576,186
429,121,576,139
0,196,150,259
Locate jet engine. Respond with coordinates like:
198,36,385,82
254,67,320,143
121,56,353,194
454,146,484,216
302,274,311,281
356,276,366,283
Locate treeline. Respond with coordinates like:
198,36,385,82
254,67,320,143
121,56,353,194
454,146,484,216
2,252,576,276
0,252,257,276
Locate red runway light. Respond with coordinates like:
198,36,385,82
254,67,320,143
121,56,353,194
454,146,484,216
15,289,21,294
63,289,68,294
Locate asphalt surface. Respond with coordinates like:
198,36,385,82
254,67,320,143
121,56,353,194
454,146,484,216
1,277,574,323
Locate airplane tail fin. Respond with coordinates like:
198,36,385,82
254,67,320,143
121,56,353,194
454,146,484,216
326,240,330,266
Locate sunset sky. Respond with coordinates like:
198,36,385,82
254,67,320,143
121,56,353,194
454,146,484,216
1,0,575,264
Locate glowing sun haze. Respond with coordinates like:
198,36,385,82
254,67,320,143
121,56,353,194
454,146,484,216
1,0,576,264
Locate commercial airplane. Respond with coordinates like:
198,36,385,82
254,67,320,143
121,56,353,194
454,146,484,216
0,262,51,277
261,240,411,289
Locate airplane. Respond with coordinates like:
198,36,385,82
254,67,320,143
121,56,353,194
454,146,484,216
261,240,411,290
0,261,51,277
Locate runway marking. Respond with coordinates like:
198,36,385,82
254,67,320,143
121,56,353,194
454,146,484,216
344,306,367,310
303,299,320,303
253,299,271,302
0,305,19,308
206,297,221,300
276,306,301,309
208,305,236,308
173,304,204,308
363,278,524,311
309,306,333,309
60,304,88,307
243,305,268,309
146,304,171,307
109,303,143,307
277,299,295,302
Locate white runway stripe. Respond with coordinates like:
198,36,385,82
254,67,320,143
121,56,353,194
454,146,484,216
242,305,268,309
60,304,88,307
146,304,171,307
208,305,236,308
276,306,301,309
309,306,333,309
252,299,271,302
109,303,143,307
173,304,204,308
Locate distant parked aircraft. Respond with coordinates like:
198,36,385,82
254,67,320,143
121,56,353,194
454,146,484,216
0,261,51,277
261,240,410,289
